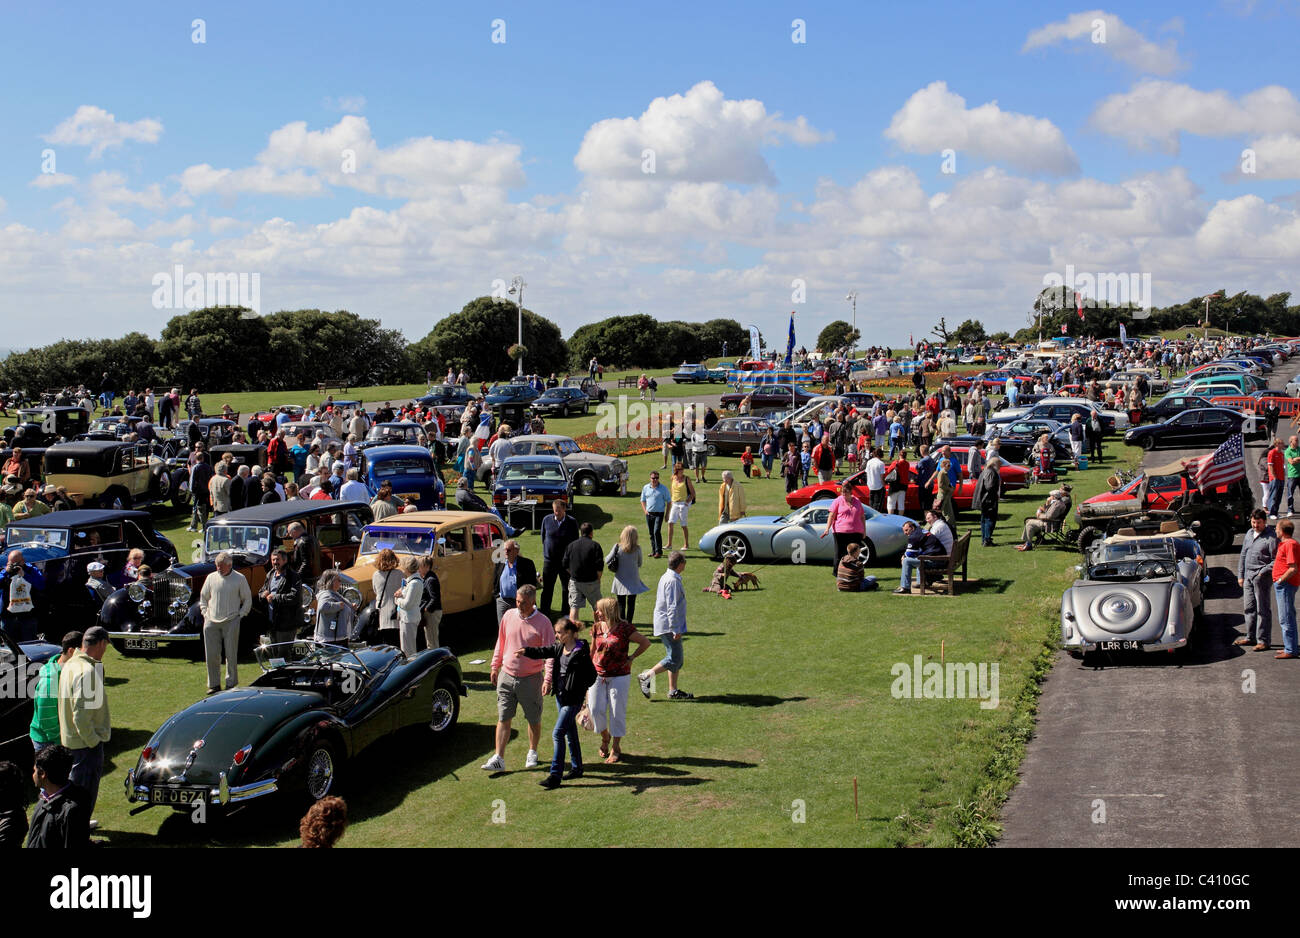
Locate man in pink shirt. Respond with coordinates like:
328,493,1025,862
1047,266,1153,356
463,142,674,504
483,584,553,773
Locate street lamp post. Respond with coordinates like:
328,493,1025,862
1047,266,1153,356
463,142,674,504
844,292,858,358
508,276,526,377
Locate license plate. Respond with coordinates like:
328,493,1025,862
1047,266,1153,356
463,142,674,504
150,787,206,805
526,494,543,503
397,493,418,500
125,638,158,651
1096,640,1142,651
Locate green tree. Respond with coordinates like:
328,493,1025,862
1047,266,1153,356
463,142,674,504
408,296,568,381
951,319,987,344
156,307,273,392
567,314,660,370
815,320,861,353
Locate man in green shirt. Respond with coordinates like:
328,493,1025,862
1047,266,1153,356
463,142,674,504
1286,435,1300,516
29,631,83,752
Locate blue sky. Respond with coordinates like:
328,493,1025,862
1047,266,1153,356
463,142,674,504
2,0,1298,349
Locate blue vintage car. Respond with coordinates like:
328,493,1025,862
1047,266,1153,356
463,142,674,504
356,445,444,510
2,509,179,634
492,454,572,526
484,382,541,406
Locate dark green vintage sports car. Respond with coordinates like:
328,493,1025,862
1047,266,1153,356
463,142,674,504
125,640,465,813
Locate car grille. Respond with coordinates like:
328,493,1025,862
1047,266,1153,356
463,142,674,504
151,570,193,608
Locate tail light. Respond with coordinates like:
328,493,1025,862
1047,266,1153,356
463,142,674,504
233,745,252,766
141,745,157,763
493,492,505,506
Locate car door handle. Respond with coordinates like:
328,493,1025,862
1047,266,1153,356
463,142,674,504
405,683,421,699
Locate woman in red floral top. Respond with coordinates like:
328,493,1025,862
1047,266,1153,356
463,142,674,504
587,596,651,763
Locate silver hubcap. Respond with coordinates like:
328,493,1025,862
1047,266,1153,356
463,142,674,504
719,535,747,560
431,688,455,732
307,747,334,799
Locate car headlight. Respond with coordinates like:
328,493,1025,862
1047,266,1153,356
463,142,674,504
127,581,146,603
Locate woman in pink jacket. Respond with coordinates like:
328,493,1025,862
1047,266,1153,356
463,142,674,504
823,480,866,580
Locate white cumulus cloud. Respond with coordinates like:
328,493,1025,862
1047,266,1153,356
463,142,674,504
44,105,163,158
885,81,1079,175
1022,10,1185,75
1091,80,1300,152
574,80,830,184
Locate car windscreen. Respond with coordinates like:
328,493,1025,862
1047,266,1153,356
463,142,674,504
360,527,435,556
5,527,69,550
205,524,272,561
255,640,370,674
500,461,566,483
372,457,432,477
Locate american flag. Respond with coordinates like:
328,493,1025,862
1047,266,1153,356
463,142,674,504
1184,433,1245,490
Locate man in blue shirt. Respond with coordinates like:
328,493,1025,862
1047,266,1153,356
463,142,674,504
539,500,578,616
638,551,693,700
640,470,670,559
492,539,538,624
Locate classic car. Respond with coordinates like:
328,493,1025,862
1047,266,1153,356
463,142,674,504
4,509,178,631
251,404,307,425
786,467,978,514
359,422,424,449
989,399,1128,433
0,446,46,485
1060,538,1200,658
174,418,238,448
125,640,465,812
484,382,541,406
981,417,1074,463
530,386,592,417
280,420,343,445
698,501,910,565
209,443,269,470
492,455,572,525
42,440,175,509
1123,408,1257,451
719,384,820,414
415,384,474,409
702,417,774,456
102,501,373,655
339,511,507,624
481,434,626,496
356,445,444,509
561,376,609,403
0,627,59,765
82,414,147,441
1141,394,1212,422
1184,375,1264,397
3,406,91,448
1077,464,1250,553
670,363,727,384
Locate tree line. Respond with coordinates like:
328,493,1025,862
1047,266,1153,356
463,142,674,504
0,299,751,394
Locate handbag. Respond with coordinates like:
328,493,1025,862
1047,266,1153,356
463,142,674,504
606,545,620,574
577,701,594,732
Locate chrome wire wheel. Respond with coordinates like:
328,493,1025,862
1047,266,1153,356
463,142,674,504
431,687,456,733
306,745,335,800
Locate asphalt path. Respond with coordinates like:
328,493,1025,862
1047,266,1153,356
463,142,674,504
998,357,1300,847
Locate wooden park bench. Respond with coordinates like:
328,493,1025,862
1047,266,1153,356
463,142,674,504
316,380,350,395
617,376,640,389
918,531,971,596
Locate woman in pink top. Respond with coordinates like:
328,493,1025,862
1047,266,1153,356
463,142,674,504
823,480,866,580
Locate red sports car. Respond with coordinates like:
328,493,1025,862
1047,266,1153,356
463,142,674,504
787,452,1027,513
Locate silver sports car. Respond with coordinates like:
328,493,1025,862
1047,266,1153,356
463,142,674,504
697,502,910,565
1060,538,1202,657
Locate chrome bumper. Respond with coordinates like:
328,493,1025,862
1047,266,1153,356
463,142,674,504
107,630,201,641
125,768,279,805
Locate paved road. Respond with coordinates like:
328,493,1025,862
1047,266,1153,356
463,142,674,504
1000,359,1300,847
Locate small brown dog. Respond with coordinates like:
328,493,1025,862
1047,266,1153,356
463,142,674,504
732,571,761,591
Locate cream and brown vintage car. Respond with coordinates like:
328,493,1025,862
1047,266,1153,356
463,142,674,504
339,511,506,632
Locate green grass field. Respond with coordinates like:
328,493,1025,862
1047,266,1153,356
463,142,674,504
81,429,1132,847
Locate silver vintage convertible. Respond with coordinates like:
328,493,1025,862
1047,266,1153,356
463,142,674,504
1060,536,1205,658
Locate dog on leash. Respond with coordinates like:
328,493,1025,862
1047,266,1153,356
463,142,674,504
732,571,761,591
